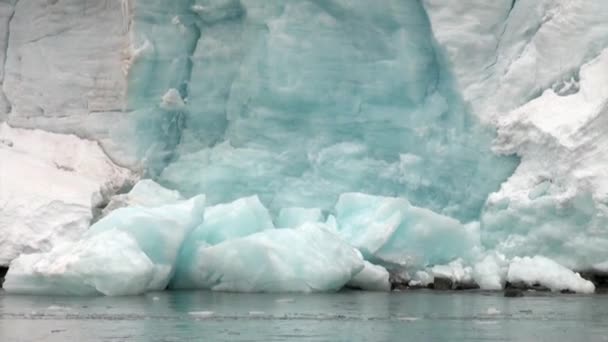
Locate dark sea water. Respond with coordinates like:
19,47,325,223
1,289,606,342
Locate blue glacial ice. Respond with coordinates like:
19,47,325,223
3,230,156,296
171,195,275,289
335,193,480,271
181,223,364,292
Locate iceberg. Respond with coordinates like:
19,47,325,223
3,230,155,296
181,223,364,292
335,193,480,270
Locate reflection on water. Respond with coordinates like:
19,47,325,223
1,290,607,341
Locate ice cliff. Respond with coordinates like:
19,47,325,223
1,0,607,294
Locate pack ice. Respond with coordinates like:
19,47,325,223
1,0,607,295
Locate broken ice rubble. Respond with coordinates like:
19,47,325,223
2,181,597,295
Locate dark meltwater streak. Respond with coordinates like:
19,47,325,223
1,290,607,342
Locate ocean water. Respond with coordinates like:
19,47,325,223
0,290,606,342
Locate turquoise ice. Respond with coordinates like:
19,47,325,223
171,195,275,289
183,223,365,292
122,0,518,222
335,193,480,271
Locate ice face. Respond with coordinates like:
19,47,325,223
122,0,518,223
181,223,364,292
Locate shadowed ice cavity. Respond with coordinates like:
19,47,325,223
118,0,519,223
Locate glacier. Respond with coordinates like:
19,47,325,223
1,0,608,295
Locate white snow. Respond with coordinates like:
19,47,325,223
0,123,134,265
482,49,608,270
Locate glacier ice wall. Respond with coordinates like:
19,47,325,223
1,0,608,291
123,0,517,222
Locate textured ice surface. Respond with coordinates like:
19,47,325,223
4,230,155,296
1,0,132,163
171,195,274,289
481,49,608,271
181,223,364,292
4,195,206,295
335,193,480,270
507,256,595,294
87,194,206,291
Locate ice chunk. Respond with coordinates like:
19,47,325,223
4,230,155,296
88,195,206,290
335,193,479,270
507,256,595,294
276,207,323,228
171,196,274,289
347,261,391,292
4,195,206,296
100,179,184,218
182,223,364,292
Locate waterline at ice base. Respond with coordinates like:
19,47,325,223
1,0,608,296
